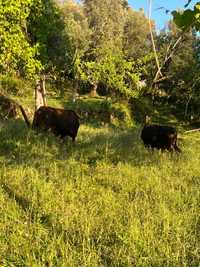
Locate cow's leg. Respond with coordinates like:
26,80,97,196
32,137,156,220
174,142,181,153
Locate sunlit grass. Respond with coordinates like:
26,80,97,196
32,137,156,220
0,120,199,266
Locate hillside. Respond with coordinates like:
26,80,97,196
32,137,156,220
0,115,199,266
1,0,200,265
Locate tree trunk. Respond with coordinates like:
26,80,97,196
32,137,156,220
35,77,47,111
41,75,47,106
72,80,79,102
90,83,98,97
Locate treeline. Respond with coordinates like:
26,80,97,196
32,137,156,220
1,0,200,119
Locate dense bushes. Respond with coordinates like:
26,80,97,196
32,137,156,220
0,75,135,128
130,97,153,123
0,94,18,120
65,96,134,128
0,75,33,96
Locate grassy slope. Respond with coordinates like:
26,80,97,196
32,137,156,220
0,117,199,267
0,94,199,266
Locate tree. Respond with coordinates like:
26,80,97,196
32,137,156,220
154,20,200,118
83,0,127,53
60,0,91,82
0,0,42,78
170,1,200,118
27,0,71,80
78,47,141,98
123,8,150,60
77,0,142,98
122,6,154,89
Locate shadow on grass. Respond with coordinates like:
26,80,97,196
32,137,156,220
1,182,32,212
75,127,144,164
61,125,181,167
0,119,58,166
1,181,64,234
0,119,182,169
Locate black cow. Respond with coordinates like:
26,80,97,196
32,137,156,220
32,106,80,142
141,124,181,152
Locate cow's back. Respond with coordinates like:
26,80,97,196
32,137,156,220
141,124,179,151
32,106,80,141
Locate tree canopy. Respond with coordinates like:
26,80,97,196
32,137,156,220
1,0,200,119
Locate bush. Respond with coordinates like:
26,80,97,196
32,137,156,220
130,96,153,123
65,96,134,128
0,75,33,97
110,102,133,128
0,94,18,120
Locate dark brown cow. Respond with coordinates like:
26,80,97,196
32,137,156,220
32,106,80,142
141,124,181,152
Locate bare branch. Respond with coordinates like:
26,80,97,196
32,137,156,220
148,0,163,81
153,17,197,84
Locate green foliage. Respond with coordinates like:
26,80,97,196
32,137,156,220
123,8,150,60
27,0,70,78
172,9,195,30
172,1,200,31
61,0,91,55
110,102,133,128
0,94,17,120
0,119,199,266
0,0,152,99
78,48,141,98
67,96,133,127
154,20,200,119
60,0,91,82
76,0,144,99
0,0,43,78
130,97,153,122
0,75,33,96
83,0,126,49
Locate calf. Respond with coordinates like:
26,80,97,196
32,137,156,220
32,106,80,142
141,124,181,152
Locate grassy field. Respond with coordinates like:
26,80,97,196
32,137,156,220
0,117,199,266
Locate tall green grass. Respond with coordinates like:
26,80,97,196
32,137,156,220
0,119,199,266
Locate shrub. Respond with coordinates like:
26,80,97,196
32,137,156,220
65,96,134,127
130,96,153,123
110,102,133,128
0,75,33,97
0,94,18,120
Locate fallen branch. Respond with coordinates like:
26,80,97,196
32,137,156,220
0,93,31,127
185,128,200,133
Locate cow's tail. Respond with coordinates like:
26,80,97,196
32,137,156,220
18,105,31,128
